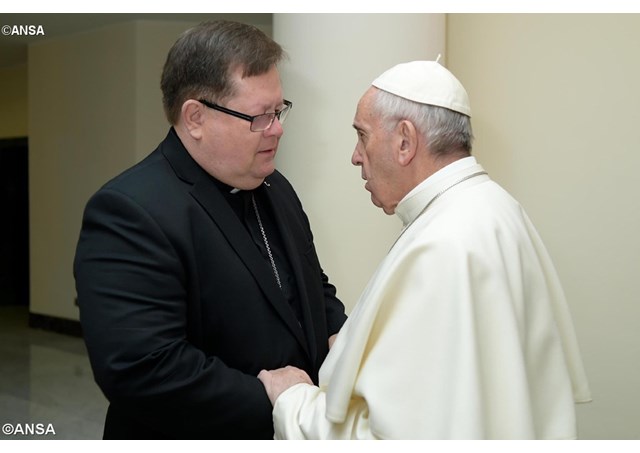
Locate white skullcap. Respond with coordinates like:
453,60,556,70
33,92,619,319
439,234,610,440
371,60,471,117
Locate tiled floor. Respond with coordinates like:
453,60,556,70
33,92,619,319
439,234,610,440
0,305,107,440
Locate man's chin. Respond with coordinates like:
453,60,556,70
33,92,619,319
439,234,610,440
370,195,395,216
246,169,276,190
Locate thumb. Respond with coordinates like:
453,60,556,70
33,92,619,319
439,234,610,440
257,369,271,384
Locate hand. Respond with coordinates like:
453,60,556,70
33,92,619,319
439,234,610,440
258,365,313,405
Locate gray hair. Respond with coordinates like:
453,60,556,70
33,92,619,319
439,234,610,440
371,88,474,157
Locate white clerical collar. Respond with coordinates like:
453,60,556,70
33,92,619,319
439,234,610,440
229,180,271,194
395,156,480,227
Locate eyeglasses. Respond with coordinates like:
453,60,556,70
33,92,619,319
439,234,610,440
199,99,293,132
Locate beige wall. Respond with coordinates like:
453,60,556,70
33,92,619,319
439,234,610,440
447,13,640,440
274,13,445,313
27,20,197,320
29,22,137,320
0,63,28,138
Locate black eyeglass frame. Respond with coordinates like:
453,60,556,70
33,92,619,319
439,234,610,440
199,99,292,132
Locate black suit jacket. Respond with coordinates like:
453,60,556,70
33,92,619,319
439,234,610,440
74,129,346,439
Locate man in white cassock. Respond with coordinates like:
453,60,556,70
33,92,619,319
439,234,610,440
258,60,592,439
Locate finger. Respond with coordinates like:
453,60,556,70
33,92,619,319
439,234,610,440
257,369,271,385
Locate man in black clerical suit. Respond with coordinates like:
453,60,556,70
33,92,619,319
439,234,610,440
74,20,347,439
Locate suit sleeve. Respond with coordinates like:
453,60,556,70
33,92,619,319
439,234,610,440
74,188,272,438
304,237,346,337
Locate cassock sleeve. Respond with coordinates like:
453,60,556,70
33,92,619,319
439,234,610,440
273,383,377,439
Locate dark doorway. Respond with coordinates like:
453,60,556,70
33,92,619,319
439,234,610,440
0,137,29,306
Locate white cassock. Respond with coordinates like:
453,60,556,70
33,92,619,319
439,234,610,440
273,156,592,439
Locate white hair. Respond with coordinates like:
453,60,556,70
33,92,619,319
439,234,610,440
371,88,474,157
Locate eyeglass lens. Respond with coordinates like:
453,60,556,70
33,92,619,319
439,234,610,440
251,104,291,132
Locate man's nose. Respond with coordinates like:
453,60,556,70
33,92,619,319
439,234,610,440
264,117,284,137
351,148,362,166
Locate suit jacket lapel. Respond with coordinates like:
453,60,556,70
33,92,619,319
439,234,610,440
160,130,310,356
262,178,317,366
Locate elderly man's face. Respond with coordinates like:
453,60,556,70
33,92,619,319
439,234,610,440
351,88,405,215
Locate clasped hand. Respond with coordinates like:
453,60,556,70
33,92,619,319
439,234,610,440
258,365,313,405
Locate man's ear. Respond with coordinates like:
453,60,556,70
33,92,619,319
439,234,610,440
396,120,418,167
181,100,207,140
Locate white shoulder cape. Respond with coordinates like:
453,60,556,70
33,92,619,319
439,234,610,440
273,158,591,439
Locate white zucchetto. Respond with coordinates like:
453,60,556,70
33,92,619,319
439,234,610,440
372,60,472,117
